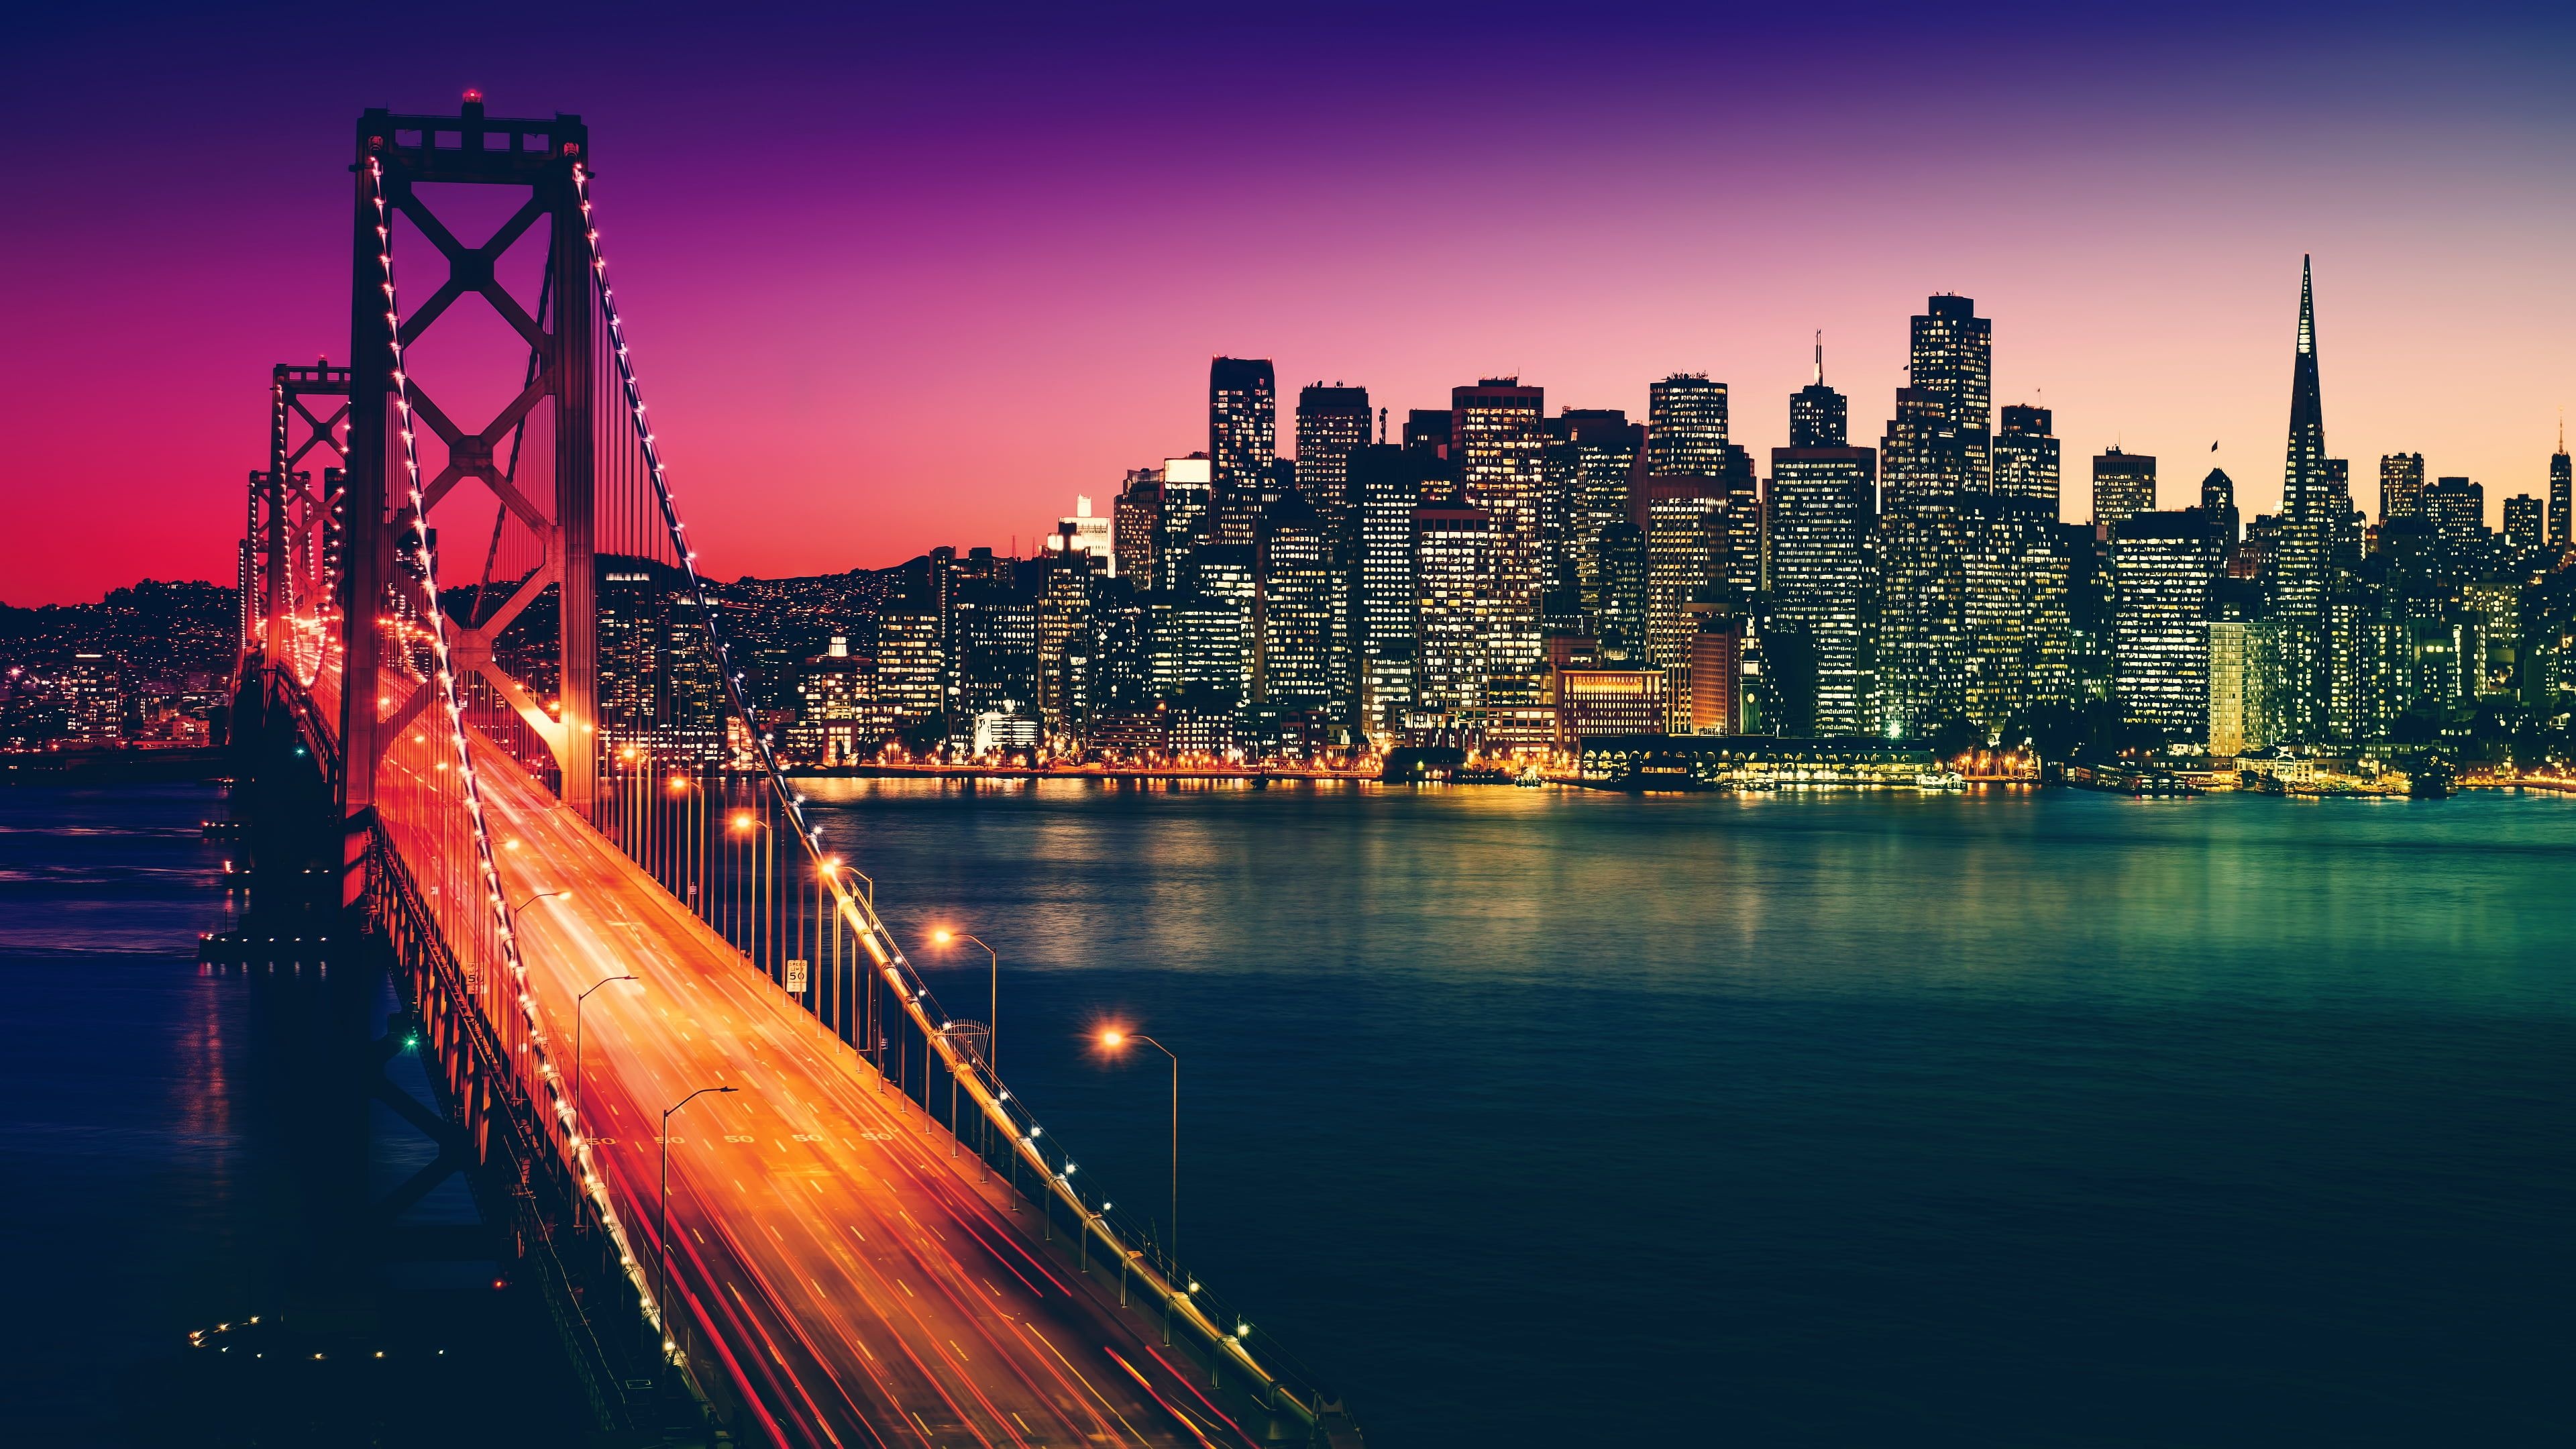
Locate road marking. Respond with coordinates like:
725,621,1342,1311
947,1338,968,1361
898,1279,914,1298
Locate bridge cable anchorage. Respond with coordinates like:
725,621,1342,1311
367,156,664,1350
572,165,1335,1426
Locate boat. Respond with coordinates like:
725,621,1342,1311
1915,769,1966,791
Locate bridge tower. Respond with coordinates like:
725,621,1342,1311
256,362,350,663
340,95,599,906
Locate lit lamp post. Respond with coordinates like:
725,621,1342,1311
929,928,998,1075
657,1085,737,1356
1098,1029,1178,1260
574,972,639,1126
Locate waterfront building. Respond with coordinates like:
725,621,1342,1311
1553,668,1667,746
790,637,881,765
2092,447,2157,536
875,608,943,727
1688,621,1743,733
1352,443,1440,729
2271,257,2334,742
1576,733,1936,789
1594,519,1650,667
1209,358,1277,547
1452,379,1548,696
2110,509,2226,740
1564,410,1644,626
2205,579,2283,756
1413,494,1493,714
1634,473,1729,723
1766,382,1878,736
1254,490,1338,709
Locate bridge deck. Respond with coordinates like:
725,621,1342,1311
371,707,1233,1447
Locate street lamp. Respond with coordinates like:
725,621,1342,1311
1098,1029,1179,1261
573,973,639,1126
510,888,574,914
930,929,998,1075
657,1084,738,1352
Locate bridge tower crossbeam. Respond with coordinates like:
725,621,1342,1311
340,97,598,906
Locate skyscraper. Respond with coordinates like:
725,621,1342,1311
1562,410,1643,627
2379,452,2427,523
1452,379,1548,696
1633,474,1728,729
1788,334,1847,449
1293,384,1372,529
2503,493,2544,552
1254,490,1336,708
1767,358,1878,735
2551,425,2571,547
1156,454,1214,592
2271,256,2334,741
1646,374,1729,476
2200,468,2240,547
1908,294,1994,488
2111,510,2226,741
2091,447,2157,535
1993,405,2061,511
1209,358,1277,547
1352,443,1440,730
1413,494,1493,714
1112,469,1162,592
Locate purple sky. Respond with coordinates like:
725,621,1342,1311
4,2,2573,603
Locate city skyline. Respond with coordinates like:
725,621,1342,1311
8,4,2576,604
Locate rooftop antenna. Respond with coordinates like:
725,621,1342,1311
1379,406,1388,445
1813,329,1823,386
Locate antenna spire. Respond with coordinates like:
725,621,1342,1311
1813,330,1823,386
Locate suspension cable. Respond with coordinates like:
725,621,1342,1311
368,157,663,1348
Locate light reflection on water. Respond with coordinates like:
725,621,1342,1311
804,780,2575,1445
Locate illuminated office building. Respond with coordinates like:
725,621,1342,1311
2380,452,2427,523
1209,357,1277,547
1646,374,1729,476
2110,509,2226,740
1993,404,2060,511
1767,360,1878,736
1293,384,1372,529
2091,447,2157,535
1452,379,1548,694
1413,494,1492,714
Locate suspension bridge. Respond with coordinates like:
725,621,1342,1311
219,95,1360,1448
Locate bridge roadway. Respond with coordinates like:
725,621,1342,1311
362,700,1244,1447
